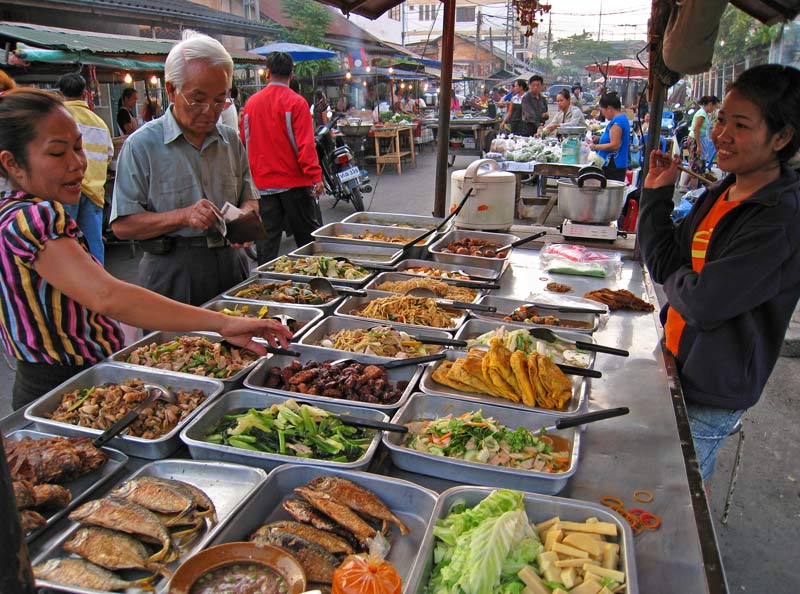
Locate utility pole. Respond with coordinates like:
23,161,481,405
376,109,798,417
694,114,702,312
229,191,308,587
474,11,482,83
505,2,512,72
598,0,603,41
401,2,406,46
546,11,552,60
488,27,495,75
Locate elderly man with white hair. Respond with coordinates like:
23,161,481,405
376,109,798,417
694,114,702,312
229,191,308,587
111,30,259,305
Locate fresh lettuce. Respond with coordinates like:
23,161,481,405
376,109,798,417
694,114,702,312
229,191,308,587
427,490,542,594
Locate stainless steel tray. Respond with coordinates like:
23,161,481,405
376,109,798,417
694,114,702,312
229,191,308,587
312,222,434,259
180,389,385,472
110,331,264,390
287,240,405,265
335,290,468,333
221,275,343,315
205,463,439,594
31,459,267,594
23,362,224,459
384,393,579,494
405,487,639,594
365,272,485,303
418,349,588,416
297,316,453,360
428,229,520,274
394,258,502,282
473,295,600,334
243,344,423,412
342,211,451,233
5,429,129,543
201,298,324,341
256,252,376,287
454,318,597,369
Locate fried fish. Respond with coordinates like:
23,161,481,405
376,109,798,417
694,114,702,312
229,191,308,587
251,521,354,555
34,558,155,592
306,476,409,535
63,526,171,578
250,530,339,583
294,486,376,546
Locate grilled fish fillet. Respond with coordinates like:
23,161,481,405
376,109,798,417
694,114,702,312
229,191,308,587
294,486,376,546
306,476,408,535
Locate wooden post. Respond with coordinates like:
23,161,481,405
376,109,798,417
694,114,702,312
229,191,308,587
433,0,457,218
0,438,36,594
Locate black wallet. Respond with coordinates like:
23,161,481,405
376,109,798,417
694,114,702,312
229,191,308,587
225,211,267,243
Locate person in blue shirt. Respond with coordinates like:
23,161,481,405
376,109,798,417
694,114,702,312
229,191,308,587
590,92,630,181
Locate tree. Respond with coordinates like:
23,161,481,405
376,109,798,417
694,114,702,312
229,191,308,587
712,5,779,65
551,32,617,71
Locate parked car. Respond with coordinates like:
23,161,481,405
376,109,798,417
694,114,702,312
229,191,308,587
543,84,572,103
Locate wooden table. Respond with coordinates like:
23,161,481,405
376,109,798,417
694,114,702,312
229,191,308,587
372,125,416,175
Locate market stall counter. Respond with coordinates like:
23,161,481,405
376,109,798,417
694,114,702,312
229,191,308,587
423,116,499,163
4,246,722,594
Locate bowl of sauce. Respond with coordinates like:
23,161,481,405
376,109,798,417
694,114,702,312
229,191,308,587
169,542,306,594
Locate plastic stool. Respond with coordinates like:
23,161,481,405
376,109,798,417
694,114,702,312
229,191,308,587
721,420,745,525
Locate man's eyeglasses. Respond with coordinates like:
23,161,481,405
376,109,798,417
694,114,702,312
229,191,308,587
178,90,232,113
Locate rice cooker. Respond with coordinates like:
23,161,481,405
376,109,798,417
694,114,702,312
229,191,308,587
450,158,516,230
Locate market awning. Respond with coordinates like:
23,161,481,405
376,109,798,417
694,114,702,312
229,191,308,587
0,23,265,70
315,0,404,20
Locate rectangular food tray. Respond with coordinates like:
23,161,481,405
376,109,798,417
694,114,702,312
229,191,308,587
405,486,639,594
5,429,129,543
428,229,520,274
221,274,343,315
23,362,224,458
287,240,405,266
312,222,434,259
394,258,502,282
110,331,264,390
384,392,579,494
205,463,439,594
365,272,485,303
201,298,324,341
243,343,423,413
334,289,468,333
454,318,597,369
256,251,376,288
30,459,267,594
180,389,386,472
473,295,601,334
341,211,451,233
418,349,588,416
297,316,453,361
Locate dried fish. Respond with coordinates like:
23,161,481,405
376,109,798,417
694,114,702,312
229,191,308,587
251,521,354,555
63,527,171,578
307,476,408,535
34,558,155,591
69,498,173,563
109,477,195,516
294,486,376,547
251,531,339,584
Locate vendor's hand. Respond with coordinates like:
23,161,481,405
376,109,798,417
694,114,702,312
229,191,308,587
229,241,253,249
218,316,293,355
645,150,680,189
541,113,549,122
311,181,324,198
184,199,222,231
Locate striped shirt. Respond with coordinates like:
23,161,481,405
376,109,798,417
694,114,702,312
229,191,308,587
0,191,124,364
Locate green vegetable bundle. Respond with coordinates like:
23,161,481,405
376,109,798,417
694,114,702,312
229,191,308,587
204,399,374,462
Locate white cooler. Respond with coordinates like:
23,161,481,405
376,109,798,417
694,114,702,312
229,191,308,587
450,158,516,231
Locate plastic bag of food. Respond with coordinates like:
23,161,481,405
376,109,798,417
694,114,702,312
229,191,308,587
332,535,401,594
540,243,622,278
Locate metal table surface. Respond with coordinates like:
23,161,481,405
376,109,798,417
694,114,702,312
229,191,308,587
4,248,723,594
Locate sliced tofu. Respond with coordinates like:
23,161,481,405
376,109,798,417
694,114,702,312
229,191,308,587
563,533,604,557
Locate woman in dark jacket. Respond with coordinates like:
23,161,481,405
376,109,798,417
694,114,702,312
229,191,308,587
638,64,800,482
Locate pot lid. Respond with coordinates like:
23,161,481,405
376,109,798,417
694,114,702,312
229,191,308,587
452,168,515,183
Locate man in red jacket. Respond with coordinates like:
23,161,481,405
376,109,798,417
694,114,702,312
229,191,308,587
241,52,323,263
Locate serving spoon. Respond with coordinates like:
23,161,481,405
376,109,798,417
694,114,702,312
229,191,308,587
308,277,367,298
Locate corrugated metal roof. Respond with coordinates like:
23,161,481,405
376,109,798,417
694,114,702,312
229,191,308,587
0,22,265,64
26,0,278,35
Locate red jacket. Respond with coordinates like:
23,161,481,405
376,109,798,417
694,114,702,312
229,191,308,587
241,83,322,189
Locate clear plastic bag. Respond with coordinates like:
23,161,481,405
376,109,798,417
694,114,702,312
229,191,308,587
540,243,622,278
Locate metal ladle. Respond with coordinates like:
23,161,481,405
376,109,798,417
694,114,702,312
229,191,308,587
308,277,368,298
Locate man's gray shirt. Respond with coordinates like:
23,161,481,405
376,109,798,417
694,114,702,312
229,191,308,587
111,106,258,237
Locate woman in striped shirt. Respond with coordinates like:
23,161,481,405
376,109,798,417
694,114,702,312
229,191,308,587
0,88,292,409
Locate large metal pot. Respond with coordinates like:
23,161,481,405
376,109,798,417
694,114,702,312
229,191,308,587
557,167,626,223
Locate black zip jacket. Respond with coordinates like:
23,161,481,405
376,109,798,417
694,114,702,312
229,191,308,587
639,167,800,409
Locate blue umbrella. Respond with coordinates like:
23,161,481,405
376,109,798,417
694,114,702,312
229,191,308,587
250,42,337,62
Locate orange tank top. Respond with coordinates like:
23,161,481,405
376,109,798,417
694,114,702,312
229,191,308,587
664,188,741,356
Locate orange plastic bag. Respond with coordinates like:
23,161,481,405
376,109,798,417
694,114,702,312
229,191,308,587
331,540,402,594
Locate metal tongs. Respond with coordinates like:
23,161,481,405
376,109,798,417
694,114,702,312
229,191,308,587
93,384,175,448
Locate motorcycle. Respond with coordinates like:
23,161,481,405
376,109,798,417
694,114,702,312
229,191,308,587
315,114,372,212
